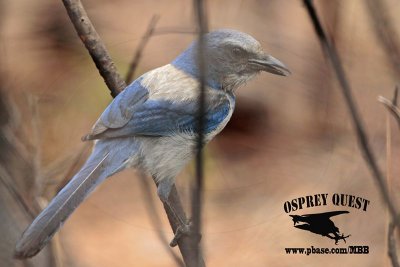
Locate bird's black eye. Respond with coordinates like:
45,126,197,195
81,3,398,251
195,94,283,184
231,47,245,57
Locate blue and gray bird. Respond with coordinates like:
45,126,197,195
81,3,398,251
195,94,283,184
15,29,290,258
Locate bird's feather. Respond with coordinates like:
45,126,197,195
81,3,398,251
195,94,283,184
87,78,149,137
84,65,233,140
14,29,289,260
14,152,110,258
85,94,231,140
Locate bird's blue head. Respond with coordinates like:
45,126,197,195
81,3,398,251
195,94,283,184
172,29,290,92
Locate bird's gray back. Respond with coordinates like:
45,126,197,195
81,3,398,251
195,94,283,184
129,64,235,181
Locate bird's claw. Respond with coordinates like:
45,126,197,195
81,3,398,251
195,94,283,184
169,219,201,247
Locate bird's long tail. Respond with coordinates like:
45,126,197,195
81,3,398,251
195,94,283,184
14,145,117,259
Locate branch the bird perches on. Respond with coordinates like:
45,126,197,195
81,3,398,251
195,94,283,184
60,0,205,266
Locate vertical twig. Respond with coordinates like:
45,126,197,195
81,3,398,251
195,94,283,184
303,0,399,225
384,86,398,267
388,222,400,267
193,0,208,266
27,94,42,197
125,15,160,84
365,0,400,76
138,173,184,267
386,90,393,267
393,87,398,107
378,87,400,129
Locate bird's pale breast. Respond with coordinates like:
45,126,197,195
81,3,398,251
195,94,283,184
133,64,235,181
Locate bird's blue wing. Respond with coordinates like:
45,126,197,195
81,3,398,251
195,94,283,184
85,78,149,138
85,92,232,140
127,95,231,136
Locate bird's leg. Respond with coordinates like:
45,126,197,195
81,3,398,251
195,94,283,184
156,178,187,226
156,178,199,247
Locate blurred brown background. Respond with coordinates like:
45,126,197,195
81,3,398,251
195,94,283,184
1,0,400,266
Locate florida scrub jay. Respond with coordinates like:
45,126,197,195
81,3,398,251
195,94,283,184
15,29,290,258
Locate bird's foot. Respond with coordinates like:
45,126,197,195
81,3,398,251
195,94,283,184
169,219,201,247
170,219,192,247
155,179,201,247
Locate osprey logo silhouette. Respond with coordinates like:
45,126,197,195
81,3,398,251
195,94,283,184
289,211,351,244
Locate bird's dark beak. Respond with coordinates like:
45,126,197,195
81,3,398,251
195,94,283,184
248,54,291,76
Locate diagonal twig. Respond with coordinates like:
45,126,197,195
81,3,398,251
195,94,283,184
378,86,400,129
0,167,36,219
61,0,126,97
303,0,399,224
365,0,400,77
138,172,184,267
125,15,160,84
154,27,196,36
124,14,185,266
55,143,91,193
61,0,203,265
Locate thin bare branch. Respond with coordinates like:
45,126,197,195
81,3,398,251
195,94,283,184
153,27,196,36
154,176,200,266
125,15,160,84
61,0,126,97
383,86,400,267
55,143,91,193
114,14,186,265
138,173,184,267
27,95,42,197
378,87,400,129
379,96,400,128
393,86,398,106
61,1,202,265
0,167,35,219
303,0,399,224
365,0,400,76
388,222,400,267
193,0,208,266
